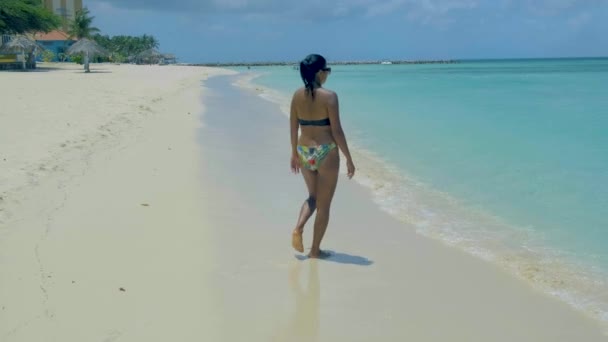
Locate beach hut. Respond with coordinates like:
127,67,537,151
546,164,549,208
0,35,45,70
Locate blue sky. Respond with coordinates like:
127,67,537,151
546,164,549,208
87,0,608,63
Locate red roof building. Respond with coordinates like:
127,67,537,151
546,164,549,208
33,30,74,41
34,31,76,62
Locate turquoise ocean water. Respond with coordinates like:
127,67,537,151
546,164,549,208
238,58,608,323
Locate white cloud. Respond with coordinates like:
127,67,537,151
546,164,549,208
568,11,592,29
400,0,478,27
89,0,479,16
87,0,606,24
501,0,607,15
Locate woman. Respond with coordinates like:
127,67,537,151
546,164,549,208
290,54,355,259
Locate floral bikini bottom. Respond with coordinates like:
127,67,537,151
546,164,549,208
297,143,337,171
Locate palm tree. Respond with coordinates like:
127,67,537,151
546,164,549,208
142,34,159,49
67,7,100,72
67,7,100,39
92,33,162,64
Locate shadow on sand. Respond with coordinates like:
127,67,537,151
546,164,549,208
1,66,62,73
72,70,113,74
295,250,373,266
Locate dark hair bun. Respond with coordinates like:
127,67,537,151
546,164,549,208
300,54,327,99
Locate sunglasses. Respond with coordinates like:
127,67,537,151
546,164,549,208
322,67,332,73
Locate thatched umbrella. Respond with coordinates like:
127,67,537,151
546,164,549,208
0,36,44,69
67,38,107,73
135,48,162,64
161,53,177,64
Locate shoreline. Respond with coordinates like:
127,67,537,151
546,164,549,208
200,74,607,340
179,56,608,68
181,60,457,67
236,70,608,332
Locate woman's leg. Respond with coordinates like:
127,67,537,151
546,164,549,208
309,149,340,258
292,168,318,252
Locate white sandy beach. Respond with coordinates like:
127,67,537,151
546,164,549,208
0,63,606,341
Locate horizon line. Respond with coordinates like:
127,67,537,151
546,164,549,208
181,56,608,65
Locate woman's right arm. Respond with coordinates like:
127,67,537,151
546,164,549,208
289,92,301,174
327,92,355,178
290,94,300,156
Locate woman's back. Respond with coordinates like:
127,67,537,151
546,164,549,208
293,87,335,146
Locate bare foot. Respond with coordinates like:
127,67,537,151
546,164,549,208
308,250,331,259
292,230,304,253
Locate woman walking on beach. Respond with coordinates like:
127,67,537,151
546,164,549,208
290,54,355,258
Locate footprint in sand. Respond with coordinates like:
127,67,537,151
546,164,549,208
103,330,123,342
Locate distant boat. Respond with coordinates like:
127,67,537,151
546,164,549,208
380,61,393,65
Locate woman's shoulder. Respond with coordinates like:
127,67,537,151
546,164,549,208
317,88,336,96
291,87,337,101
292,87,306,97
317,88,337,101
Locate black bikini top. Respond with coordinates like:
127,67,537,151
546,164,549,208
298,118,331,126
